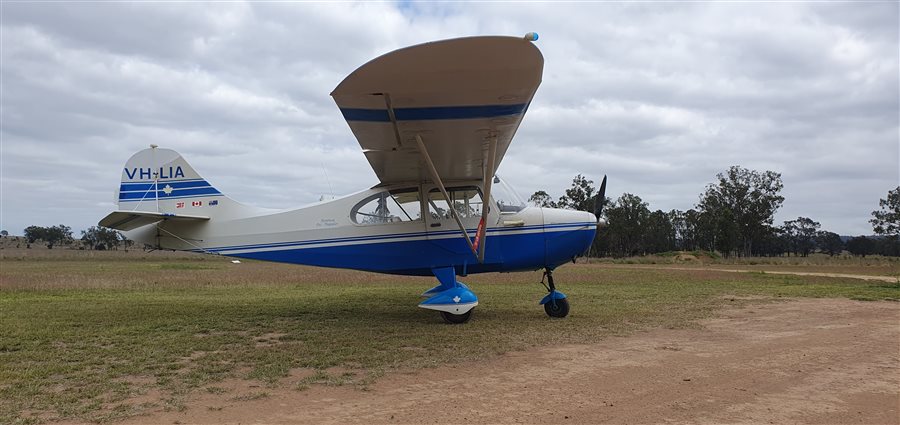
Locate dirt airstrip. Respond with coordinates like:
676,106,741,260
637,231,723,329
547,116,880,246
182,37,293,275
114,298,899,425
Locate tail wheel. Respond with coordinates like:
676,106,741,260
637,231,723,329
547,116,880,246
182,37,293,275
440,309,473,324
544,298,569,318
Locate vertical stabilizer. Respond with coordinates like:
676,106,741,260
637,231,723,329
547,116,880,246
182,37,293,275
115,147,249,220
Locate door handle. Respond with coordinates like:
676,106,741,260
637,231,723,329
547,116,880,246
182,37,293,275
430,223,442,227
503,220,525,227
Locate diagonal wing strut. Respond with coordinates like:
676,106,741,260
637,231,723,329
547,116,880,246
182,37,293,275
415,134,480,261
379,92,403,149
476,134,498,263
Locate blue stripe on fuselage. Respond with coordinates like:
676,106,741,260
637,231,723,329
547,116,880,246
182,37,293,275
207,226,597,276
201,222,597,253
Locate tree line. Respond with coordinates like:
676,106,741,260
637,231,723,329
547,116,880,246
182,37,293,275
18,225,133,251
530,167,900,258
6,173,899,258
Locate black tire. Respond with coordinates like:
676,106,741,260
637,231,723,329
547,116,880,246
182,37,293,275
440,309,473,324
544,298,570,318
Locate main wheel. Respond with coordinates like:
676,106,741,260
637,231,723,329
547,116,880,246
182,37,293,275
544,298,570,318
440,309,473,324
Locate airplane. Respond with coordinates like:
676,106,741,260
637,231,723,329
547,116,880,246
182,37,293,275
99,33,607,324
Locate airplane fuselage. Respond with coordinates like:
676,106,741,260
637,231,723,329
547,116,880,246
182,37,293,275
126,179,597,276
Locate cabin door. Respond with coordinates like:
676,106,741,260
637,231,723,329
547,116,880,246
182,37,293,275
424,185,485,256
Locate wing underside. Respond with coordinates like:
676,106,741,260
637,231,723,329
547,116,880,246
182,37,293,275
331,36,544,185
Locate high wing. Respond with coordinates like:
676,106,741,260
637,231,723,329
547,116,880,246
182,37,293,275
331,35,543,185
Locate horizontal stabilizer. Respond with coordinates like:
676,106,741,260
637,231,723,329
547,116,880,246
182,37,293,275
99,210,209,231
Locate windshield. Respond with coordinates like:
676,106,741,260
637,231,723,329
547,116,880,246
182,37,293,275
492,175,526,213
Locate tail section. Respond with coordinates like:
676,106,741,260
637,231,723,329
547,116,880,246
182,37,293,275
117,147,220,211
101,146,256,233
114,147,250,217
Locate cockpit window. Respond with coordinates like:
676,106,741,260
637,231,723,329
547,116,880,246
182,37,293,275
351,188,422,225
427,186,483,220
492,175,526,213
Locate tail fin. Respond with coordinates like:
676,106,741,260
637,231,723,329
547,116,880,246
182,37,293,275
112,147,246,219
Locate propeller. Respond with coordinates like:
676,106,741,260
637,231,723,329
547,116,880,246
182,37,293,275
593,174,608,220
581,174,608,259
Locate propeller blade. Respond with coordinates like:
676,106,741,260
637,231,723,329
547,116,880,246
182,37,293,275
582,174,608,258
593,174,607,218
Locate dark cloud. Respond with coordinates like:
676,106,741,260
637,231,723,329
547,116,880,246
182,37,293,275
1,2,896,236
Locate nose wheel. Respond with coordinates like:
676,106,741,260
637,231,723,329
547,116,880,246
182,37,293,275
539,269,569,318
541,269,569,317
544,297,569,318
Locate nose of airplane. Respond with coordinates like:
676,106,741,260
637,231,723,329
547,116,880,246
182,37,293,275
541,207,596,227
540,207,598,268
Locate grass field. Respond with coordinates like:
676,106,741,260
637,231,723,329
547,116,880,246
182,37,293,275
1,248,898,424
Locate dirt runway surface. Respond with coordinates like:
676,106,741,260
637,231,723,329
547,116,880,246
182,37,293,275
603,265,900,283
124,298,899,425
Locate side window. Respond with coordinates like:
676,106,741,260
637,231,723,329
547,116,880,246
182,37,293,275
352,188,422,225
492,175,527,213
428,187,483,220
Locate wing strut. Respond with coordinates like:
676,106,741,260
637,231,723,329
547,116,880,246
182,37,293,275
415,134,480,261
476,134,498,263
382,93,403,148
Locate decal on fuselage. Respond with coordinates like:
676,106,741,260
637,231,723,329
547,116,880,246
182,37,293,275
124,166,185,180
316,218,338,228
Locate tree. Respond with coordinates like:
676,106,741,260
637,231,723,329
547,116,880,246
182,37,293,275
24,226,46,244
81,226,125,250
604,193,651,257
755,226,788,257
80,227,99,250
846,236,876,257
713,208,740,257
557,174,597,212
644,210,675,253
781,217,821,257
24,225,73,249
528,190,557,208
49,225,73,249
870,186,900,238
818,231,844,257
696,166,784,257
875,237,900,257
669,210,685,249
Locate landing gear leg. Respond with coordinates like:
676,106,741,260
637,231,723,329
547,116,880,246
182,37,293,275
540,268,569,318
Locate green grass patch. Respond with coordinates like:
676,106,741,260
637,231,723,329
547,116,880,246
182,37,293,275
1,252,897,423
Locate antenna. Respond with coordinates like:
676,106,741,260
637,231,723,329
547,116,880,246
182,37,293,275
151,144,159,212
321,164,334,200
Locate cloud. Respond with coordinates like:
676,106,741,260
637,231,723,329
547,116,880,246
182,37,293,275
1,2,896,236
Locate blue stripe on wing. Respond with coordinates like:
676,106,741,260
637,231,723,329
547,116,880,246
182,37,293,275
340,103,528,122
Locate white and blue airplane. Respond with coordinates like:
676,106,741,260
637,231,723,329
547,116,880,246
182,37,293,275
100,34,607,324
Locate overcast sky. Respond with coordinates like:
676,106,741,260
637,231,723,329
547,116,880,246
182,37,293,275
2,2,897,236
